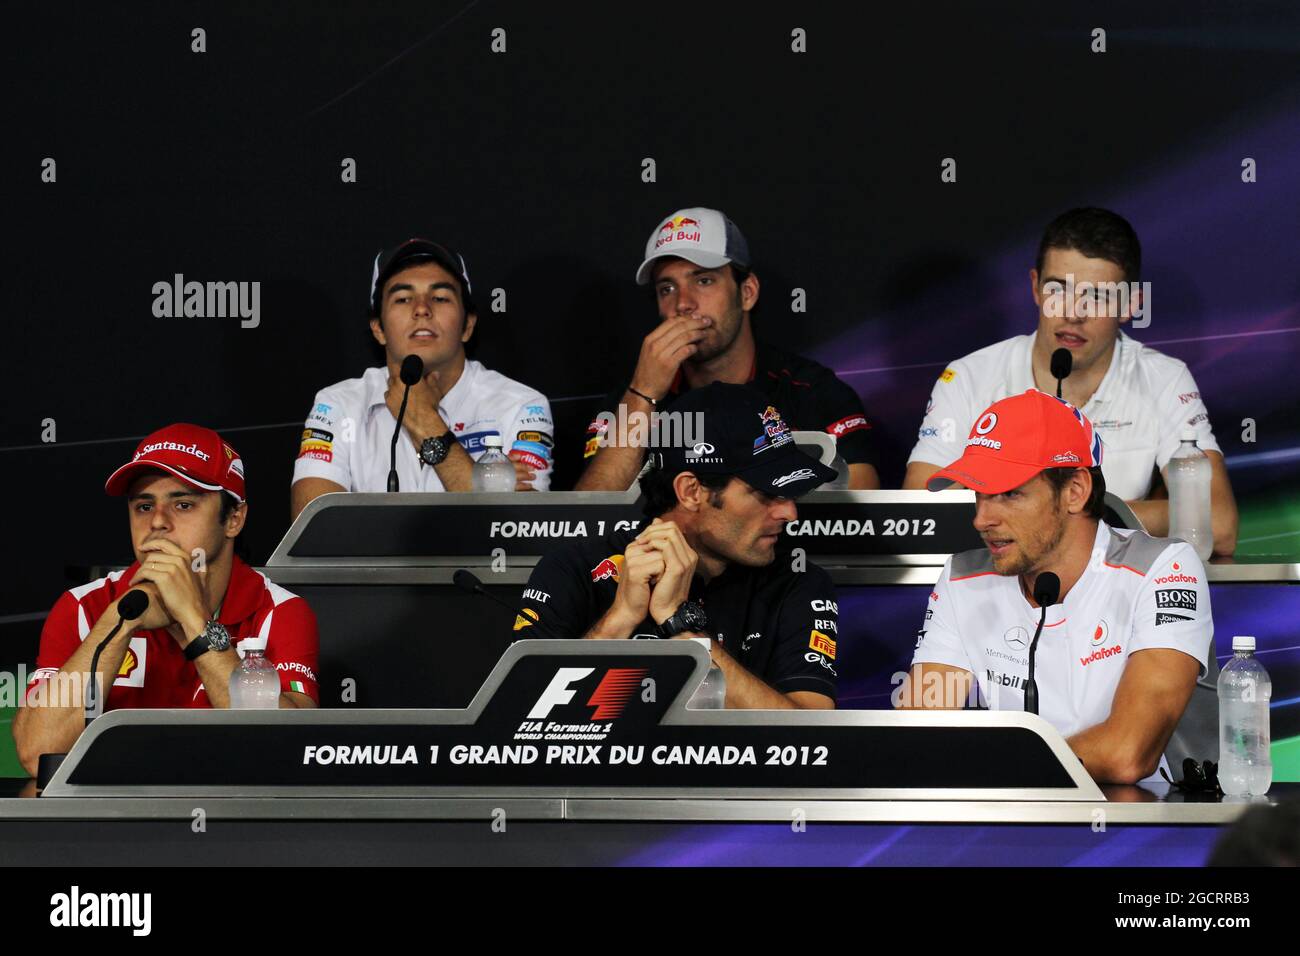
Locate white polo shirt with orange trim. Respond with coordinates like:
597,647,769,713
911,521,1213,774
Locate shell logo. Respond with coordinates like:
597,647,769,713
118,648,139,677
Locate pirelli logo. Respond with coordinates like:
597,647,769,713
809,630,836,659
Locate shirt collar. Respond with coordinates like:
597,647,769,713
216,555,262,625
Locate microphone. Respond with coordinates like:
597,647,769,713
86,588,149,725
1023,572,1060,716
454,569,532,635
1050,347,1072,399
388,354,424,492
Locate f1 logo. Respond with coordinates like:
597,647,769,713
527,668,594,719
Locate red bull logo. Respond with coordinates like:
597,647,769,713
589,554,624,583
654,215,704,251
760,405,781,424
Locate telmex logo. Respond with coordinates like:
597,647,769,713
527,667,648,720
974,412,998,435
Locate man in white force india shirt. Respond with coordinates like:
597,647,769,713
898,389,1213,786
290,238,554,520
904,207,1238,557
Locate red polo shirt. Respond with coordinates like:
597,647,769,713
28,556,320,707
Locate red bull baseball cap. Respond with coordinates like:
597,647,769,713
369,237,476,316
648,382,836,498
927,389,1104,495
635,207,752,285
105,423,247,502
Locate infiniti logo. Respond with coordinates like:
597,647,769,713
688,442,716,457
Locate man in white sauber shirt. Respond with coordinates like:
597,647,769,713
904,207,1238,556
291,238,554,520
897,388,1213,786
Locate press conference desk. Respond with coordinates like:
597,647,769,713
0,643,1280,867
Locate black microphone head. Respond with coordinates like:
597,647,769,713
1050,347,1073,382
453,569,482,594
117,589,150,620
399,354,424,386
1033,572,1061,608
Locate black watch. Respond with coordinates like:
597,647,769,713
184,620,232,661
658,600,709,639
419,430,457,466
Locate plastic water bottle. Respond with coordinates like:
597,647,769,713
229,647,281,709
687,636,726,709
472,435,515,492
1167,431,1213,560
1217,635,1272,796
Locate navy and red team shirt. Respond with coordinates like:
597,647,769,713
27,555,320,708
584,340,877,467
516,527,841,700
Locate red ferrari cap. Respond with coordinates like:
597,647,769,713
105,423,247,502
927,389,1104,494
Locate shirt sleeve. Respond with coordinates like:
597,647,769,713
291,388,353,489
264,598,321,704
764,565,839,699
1155,364,1221,470
909,559,975,672
26,591,85,700
908,361,974,468
1129,541,1213,678
815,376,879,468
505,393,556,492
515,547,594,640
582,387,626,461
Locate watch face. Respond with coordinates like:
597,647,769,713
420,435,449,466
681,602,708,631
206,622,232,651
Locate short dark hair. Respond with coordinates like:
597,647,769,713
217,491,241,524
639,465,732,518
1036,208,1141,285
1041,466,1107,519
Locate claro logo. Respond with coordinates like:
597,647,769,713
527,667,648,721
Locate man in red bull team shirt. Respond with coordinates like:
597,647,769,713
12,424,319,777
521,383,842,709
577,206,881,491
896,390,1213,785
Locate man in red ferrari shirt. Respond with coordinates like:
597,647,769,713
12,423,319,777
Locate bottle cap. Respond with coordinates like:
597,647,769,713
1232,635,1256,652
484,434,503,448
1179,429,1198,442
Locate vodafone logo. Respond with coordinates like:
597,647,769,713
974,412,998,436
1091,620,1109,646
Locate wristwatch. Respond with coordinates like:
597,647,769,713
419,431,458,467
184,620,232,661
658,600,709,639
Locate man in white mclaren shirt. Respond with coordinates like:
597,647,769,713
897,389,1213,786
904,207,1238,556
291,238,555,520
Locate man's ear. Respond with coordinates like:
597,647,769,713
461,309,478,344
225,501,248,539
1029,268,1042,309
1068,469,1092,516
672,472,704,512
740,271,760,312
369,315,387,347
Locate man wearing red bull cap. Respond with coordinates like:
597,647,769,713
576,206,880,491
519,383,842,709
13,424,319,776
896,390,1213,785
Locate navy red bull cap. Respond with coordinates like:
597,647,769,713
105,423,247,502
648,382,836,498
927,389,1104,495
635,207,751,285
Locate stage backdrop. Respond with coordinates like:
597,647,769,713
2,3,1298,766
